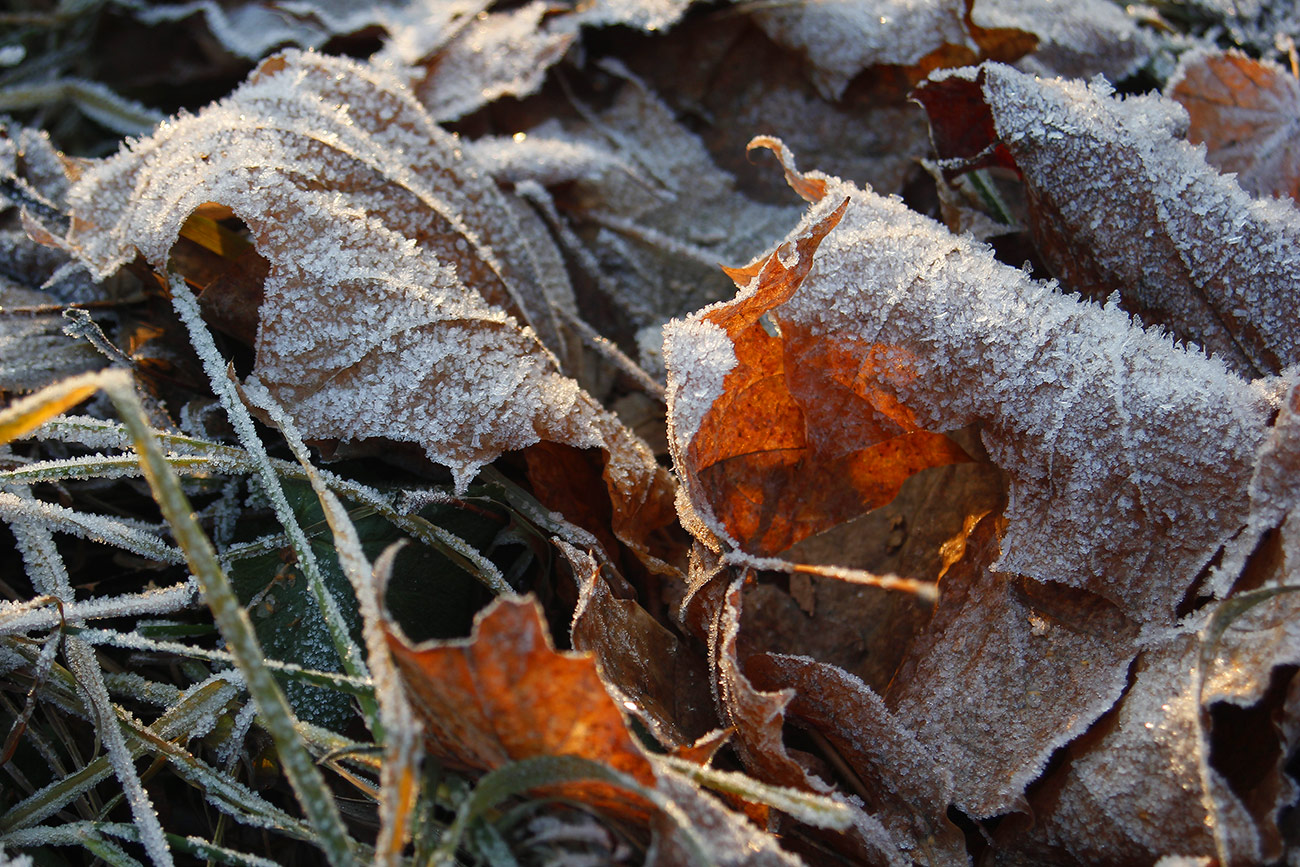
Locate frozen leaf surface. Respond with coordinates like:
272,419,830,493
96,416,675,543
61,51,673,568
883,516,1140,818
750,0,975,100
384,594,655,820
972,0,1153,80
669,140,1274,622
409,2,575,122
1168,49,1300,203
916,62,1300,377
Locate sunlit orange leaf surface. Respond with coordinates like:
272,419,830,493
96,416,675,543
678,184,969,558
384,595,655,821
1169,49,1300,202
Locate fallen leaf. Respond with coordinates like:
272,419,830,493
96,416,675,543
883,516,1140,819
666,182,970,559
993,632,1267,865
60,50,676,569
410,1,576,122
669,139,1274,623
971,0,1153,81
384,594,656,821
1168,49,1300,202
915,62,1300,377
744,652,966,862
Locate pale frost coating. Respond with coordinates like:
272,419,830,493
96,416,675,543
767,182,1271,623
751,0,971,100
977,62,1300,377
63,51,658,498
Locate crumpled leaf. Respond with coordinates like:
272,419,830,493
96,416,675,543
1168,49,1300,203
60,50,675,569
665,172,970,559
668,139,1274,624
384,594,656,821
993,631,1268,865
749,0,1033,101
408,1,575,122
685,561,911,867
971,0,1153,81
744,652,966,862
882,515,1140,819
558,541,716,748
914,62,1300,377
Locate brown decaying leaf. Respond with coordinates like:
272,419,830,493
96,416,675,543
60,50,677,569
384,594,655,821
1168,49,1300,203
970,0,1153,81
994,632,1266,866
679,139,1274,623
687,561,911,867
745,653,966,862
670,191,970,559
883,516,1140,819
916,62,1300,378
558,541,716,747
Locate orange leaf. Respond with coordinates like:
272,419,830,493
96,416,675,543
678,192,969,558
1169,49,1300,203
384,595,655,822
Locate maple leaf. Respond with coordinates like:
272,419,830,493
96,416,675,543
1168,48,1300,203
384,594,657,822
914,62,1300,378
665,161,970,561
58,50,675,568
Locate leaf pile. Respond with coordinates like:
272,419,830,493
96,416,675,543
4,1,1300,865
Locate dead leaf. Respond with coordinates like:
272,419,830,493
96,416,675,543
883,516,1140,819
60,50,677,569
384,594,656,821
667,187,970,559
745,653,966,862
915,62,1300,377
993,632,1266,866
1168,48,1300,203
705,139,1277,623
971,0,1153,81
410,2,575,122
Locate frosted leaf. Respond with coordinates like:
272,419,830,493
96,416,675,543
648,765,810,867
994,631,1265,865
558,541,715,747
744,653,966,860
670,140,1274,622
62,50,671,564
883,516,1140,818
972,0,1153,81
917,62,1300,377
1168,49,1300,203
533,75,804,327
132,0,488,62
410,2,575,122
750,0,975,100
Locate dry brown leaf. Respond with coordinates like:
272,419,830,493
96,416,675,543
883,516,1140,819
558,541,716,748
384,594,656,821
1168,49,1300,203
915,62,1300,377
993,632,1267,866
667,188,970,559
59,50,676,568
745,653,966,862
667,139,1274,622
971,0,1153,81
